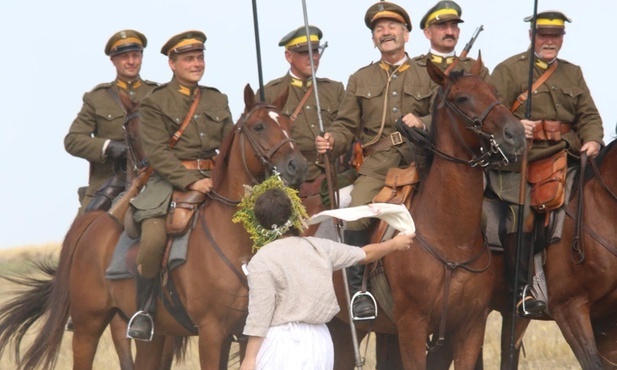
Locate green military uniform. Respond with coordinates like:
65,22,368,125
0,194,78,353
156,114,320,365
131,77,234,221
328,58,433,230
485,11,603,317
488,50,603,234
260,75,344,181
64,29,155,213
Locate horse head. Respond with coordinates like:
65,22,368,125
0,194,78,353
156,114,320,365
119,92,147,176
212,84,307,194
427,54,525,167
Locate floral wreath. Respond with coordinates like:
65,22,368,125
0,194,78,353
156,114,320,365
232,174,308,253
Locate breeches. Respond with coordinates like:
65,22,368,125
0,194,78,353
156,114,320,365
346,175,385,231
486,170,533,234
137,217,167,278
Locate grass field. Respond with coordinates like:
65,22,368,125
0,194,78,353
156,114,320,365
0,243,579,369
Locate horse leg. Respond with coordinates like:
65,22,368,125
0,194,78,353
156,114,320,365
449,313,489,370
133,334,166,370
109,314,134,370
197,327,229,370
71,311,115,370
553,305,604,369
375,332,403,370
497,311,530,370
218,335,233,370
327,317,367,370
595,324,617,369
396,314,428,369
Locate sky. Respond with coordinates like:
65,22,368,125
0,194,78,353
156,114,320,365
1,0,615,250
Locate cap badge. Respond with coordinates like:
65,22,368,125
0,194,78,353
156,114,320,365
378,4,384,11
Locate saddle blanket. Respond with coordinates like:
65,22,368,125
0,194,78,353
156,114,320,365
105,230,190,280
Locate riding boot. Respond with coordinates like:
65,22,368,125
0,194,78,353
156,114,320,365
503,233,547,317
84,174,126,212
344,230,374,319
127,273,157,341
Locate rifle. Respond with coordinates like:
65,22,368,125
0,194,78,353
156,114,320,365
108,166,153,225
444,25,484,75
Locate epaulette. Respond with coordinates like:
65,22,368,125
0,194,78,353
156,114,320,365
357,61,376,72
150,82,170,93
316,77,341,84
411,54,428,62
201,85,222,94
143,80,161,86
91,82,113,91
264,77,284,87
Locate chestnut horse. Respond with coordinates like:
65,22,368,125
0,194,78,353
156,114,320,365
0,84,307,370
328,57,526,369
487,138,617,370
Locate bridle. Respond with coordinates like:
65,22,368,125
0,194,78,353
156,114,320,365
412,75,510,168
208,103,297,205
123,110,148,171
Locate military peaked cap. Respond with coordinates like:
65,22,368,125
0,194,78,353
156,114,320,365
420,1,463,30
524,11,571,31
365,2,412,32
105,29,147,57
161,30,207,56
279,25,323,52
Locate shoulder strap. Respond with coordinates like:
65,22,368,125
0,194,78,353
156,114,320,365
170,89,201,148
510,60,558,113
107,86,127,114
290,85,314,122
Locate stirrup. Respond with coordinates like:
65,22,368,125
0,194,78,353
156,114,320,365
350,291,377,321
126,310,154,341
517,285,545,318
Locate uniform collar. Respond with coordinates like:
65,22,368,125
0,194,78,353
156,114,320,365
289,71,312,88
115,78,142,91
429,50,456,65
534,55,557,70
379,55,410,74
171,77,198,97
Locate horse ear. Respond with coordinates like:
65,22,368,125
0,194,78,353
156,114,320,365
470,51,483,77
272,86,289,111
244,84,255,113
427,59,448,87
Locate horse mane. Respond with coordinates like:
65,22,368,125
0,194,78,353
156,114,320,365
211,117,238,190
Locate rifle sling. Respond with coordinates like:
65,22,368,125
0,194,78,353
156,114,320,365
170,89,201,148
510,60,558,113
290,85,314,122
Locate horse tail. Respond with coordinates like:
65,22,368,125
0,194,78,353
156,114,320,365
0,212,101,370
173,336,191,363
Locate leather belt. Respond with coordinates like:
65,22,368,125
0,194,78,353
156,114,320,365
532,120,571,142
181,159,215,171
363,132,404,157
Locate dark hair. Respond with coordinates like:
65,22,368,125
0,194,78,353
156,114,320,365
254,188,298,234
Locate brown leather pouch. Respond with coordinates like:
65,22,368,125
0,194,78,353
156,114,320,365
373,164,420,209
533,120,569,142
166,190,206,235
527,150,567,213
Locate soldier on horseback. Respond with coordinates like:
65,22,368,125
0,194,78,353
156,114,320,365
64,29,158,214
316,1,435,319
486,11,604,317
125,30,234,340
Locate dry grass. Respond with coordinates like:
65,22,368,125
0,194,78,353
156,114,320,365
0,244,578,369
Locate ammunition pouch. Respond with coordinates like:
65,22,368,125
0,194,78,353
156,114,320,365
166,190,206,235
528,150,567,213
373,164,420,208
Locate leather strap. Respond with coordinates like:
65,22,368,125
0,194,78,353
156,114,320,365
107,86,128,114
290,85,314,122
170,89,201,148
181,159,215,171
510,60,558,113
363,132,405,157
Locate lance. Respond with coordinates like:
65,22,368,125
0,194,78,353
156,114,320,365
508,0,539,368
299,1,363,369
251,0,265,101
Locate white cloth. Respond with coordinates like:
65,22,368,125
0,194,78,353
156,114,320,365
256,322,333,370
307,203,415,235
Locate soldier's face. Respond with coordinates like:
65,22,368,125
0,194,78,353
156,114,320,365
111,51,143,81
532,29,564,61
423,21,460,53
372,20,409,56
285,48,320,80
169,51,205,85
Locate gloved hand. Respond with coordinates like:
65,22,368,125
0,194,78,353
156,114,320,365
105,140,128,160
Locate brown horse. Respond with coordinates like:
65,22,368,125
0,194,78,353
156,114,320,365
486,138,617,370
0,84,307,370
328,57,526,369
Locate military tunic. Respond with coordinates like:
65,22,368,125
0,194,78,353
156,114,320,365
327,57,434,229
487,51,604,233
258,74,344,181
65,79,158,210
411,52,490,127
131,77,234,221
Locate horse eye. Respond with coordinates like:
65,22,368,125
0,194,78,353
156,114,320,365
455,96,469,105
253,122,265,132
